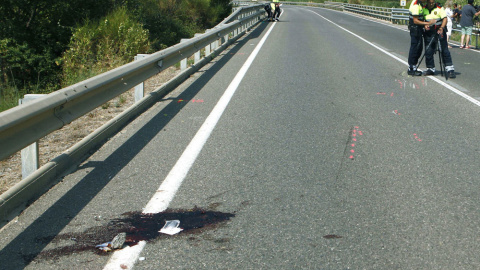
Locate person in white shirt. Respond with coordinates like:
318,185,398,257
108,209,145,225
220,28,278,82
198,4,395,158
445,2,454,48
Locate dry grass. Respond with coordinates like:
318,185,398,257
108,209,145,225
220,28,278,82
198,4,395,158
0,66,180,195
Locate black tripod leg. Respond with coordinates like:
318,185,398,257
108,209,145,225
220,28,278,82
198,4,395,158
416,34,436,73
415,38,427,73
438,36,444,78
437,34,448,80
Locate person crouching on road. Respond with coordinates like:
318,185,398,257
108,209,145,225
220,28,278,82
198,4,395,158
423,0,456,78
264,3,273,21
270,2,276,21
273,0,281,21
408,0,436,76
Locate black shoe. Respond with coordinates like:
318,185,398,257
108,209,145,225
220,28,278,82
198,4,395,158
425,69,435,76
408,69,422,76
448,70,456,78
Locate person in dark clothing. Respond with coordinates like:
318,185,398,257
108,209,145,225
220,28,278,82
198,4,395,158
273,2,281,21
459,0,480,48
408,0,436,75
264,3,273,21
452,3,461,24
423,0,456,78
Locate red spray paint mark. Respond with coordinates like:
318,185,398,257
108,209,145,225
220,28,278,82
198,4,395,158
177,99,204,103
413,133,422,142
393,110,401,115
396,80,403,89
349,126,363,160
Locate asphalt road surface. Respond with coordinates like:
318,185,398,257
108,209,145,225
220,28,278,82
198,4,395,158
2,5,480,270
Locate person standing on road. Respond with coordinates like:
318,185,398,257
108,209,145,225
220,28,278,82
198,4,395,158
445,2,454,48
422,0,456,78
408,0,436,75
459,0,480,48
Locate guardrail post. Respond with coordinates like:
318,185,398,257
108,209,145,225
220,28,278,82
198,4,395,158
194,34,203,64
475,29,479,49
19,94,45,179
223,33,229,45
214,35,220,51
205,30,212,56
134,54,149,102
180,39,190,71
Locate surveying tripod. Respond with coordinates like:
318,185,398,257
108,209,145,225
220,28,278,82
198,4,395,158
415,32,449,80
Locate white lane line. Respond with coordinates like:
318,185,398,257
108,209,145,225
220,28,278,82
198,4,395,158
307,10,480,108
103,21,277,270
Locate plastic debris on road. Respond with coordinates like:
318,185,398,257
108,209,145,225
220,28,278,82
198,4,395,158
95,232,127,252
159,220,183,235
95,242,112,252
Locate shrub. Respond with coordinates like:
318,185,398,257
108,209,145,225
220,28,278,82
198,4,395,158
60,8,150,86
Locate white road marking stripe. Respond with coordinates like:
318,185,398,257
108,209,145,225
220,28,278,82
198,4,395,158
102,21,277,270
307,10,480,107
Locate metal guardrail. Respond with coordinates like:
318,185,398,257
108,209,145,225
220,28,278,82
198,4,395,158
0,6,264,162
0,4,266,227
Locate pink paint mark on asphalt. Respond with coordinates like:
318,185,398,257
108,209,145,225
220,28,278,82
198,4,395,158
348,127,363,160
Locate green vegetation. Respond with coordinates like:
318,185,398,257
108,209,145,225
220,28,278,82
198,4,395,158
0,0,232,112
60,8,150,87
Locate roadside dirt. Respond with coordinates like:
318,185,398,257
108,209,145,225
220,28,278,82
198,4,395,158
0,66,181,195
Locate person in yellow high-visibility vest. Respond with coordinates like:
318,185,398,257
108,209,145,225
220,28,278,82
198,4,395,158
422,0,456,78
272,0,281,21
407,0,436,75
270,2,276,21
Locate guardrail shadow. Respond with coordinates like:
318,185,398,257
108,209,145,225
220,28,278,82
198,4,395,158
0,21,270,268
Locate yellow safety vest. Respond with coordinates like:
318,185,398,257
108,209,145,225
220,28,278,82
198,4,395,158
409,0,426,22
423,4,446,25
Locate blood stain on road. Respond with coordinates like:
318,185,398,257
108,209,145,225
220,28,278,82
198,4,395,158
29,207,235,261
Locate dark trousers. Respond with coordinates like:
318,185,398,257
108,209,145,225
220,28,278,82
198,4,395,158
265,9,272,19
408,27,423,68
424,29,453,68
273,7,281,19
